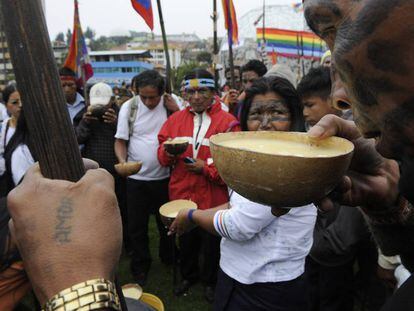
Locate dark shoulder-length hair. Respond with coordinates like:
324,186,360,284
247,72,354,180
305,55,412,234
240,76,305,132
4,110,36,188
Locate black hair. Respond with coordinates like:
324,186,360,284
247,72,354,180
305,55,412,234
225,66,241,74
133,70,165,95
297,66,332,100
240,76,306,132
4,109,36,189
241,60,267,77
59,67,76,77
184,68,216,91
2,84,17,104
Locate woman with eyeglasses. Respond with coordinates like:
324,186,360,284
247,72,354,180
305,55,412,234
158,69,240,302
169,76,317,311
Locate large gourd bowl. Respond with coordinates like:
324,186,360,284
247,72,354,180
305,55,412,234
210,131,354,208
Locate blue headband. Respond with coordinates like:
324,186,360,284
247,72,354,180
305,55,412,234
184,78,215,90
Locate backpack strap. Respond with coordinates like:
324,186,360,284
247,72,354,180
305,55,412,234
128,96,139,137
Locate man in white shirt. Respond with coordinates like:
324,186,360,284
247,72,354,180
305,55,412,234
114,70,180,286
58,67,86,125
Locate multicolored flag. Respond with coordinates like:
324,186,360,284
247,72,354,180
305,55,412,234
222,0,239,46
257,28,326,59
131,0,154,30
292,2,304,13
64,0,93,83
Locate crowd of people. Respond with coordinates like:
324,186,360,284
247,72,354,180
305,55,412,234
0,0,413,310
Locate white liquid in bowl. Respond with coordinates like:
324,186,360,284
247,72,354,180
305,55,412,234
221,138,347,157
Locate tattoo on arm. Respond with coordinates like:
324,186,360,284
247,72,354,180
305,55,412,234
55,198,74,243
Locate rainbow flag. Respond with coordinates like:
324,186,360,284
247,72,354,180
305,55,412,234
131,0,154,30
64,0,93,83
257,28,326,59
222,0,238,46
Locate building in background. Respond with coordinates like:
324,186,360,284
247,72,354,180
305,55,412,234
0,28,13,91
88,50,153,87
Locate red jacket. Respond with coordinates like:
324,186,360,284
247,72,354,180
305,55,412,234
158,100,240,210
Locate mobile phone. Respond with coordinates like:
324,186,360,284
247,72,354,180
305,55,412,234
184,157,196,164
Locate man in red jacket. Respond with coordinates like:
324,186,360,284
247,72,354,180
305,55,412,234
158,69,240,302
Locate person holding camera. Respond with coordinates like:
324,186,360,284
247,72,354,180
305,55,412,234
75,82,128,250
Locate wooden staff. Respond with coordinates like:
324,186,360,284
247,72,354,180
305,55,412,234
156,0,172,94
0,0,84,181
0,2,129,309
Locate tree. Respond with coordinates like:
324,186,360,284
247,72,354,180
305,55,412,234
84,27,96,41
89,36,111,51
66,29,72,46
54,32,65,43
196,51,212,64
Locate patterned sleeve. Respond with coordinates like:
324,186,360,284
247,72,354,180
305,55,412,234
213,193,274,241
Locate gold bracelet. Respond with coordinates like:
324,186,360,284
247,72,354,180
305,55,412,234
42,278,121,311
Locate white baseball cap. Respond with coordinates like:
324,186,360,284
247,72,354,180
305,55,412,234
89,82,113,106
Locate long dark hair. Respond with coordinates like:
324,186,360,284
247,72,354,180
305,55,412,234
240,76,305,132
2,84,17,104
4,109,36,188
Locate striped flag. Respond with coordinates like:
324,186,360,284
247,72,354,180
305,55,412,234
64,0,93,83
222,0,239,46
131,0,154,30
257,28,326,59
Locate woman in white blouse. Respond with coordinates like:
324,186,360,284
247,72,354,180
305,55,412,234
170,77,317,311
4,109,34,189
0,84,24,194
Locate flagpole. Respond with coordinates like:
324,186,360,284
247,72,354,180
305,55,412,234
156,0,172,94
261,0,267,64
296,33,301,83
300,33,305,77
228,40,236,89
77,10,89,106
212,0,219,90
262,0,266,42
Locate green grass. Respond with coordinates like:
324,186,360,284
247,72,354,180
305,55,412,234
117,216,210,311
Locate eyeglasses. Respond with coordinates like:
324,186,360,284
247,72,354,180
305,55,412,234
184,88,212,98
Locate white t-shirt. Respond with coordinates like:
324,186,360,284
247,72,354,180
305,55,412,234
214,191,317,284
11,144,34,186
115,97,169,181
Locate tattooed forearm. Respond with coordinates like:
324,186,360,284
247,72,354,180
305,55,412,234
55,198,74,243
